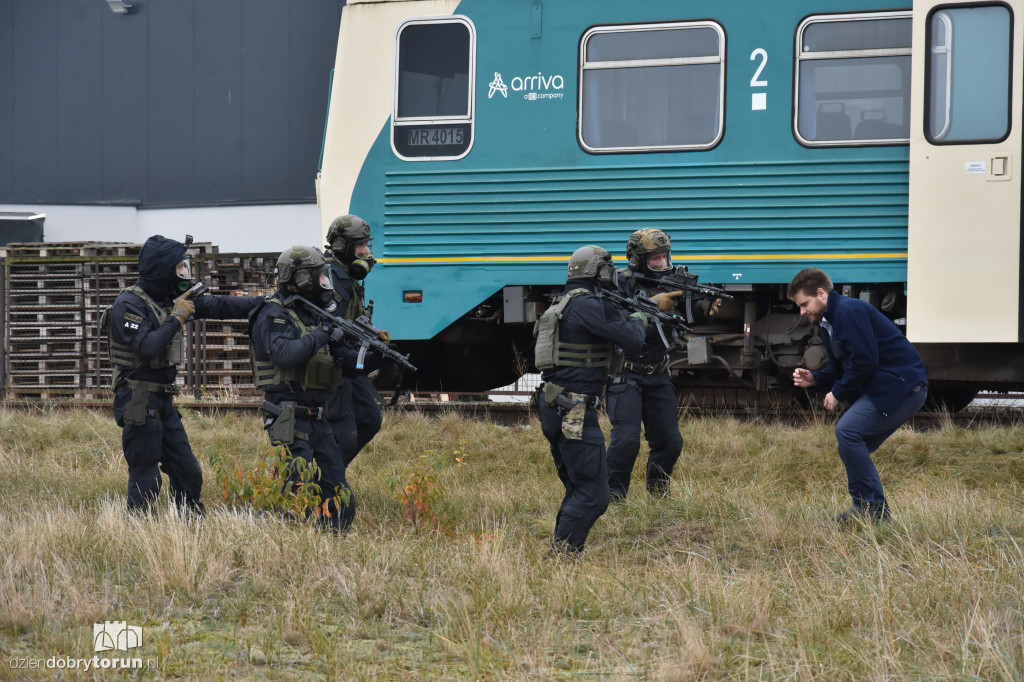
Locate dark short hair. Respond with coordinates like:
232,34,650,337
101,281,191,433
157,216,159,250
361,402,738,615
787,268,833,299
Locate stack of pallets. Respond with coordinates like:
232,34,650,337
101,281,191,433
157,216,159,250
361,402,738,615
188,253,277,396
1,242,276,402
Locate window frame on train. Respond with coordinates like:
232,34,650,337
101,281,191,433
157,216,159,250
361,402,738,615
925,3,1013,144
577,21,726,154
390,16,476,162
794,11,913,147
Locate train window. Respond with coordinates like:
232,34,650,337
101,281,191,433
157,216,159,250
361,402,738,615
795,12,912,146
392,17,475,161
578,22,725,153
926,5,1011,143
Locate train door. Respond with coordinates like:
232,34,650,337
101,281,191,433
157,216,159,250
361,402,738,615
907,0,1023,343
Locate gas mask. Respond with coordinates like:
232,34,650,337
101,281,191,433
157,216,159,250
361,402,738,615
644,250,672,274
170,256,194,296
348,239,375,280
298,264,336,307
596,260,618,290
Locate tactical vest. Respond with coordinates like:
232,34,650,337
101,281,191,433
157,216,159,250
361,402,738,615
101,286,184,383
249,297,344,392
533,288,615,371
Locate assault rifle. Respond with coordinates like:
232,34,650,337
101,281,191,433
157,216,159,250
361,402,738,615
634,265,733,324
597,289,692,349
282,295,417,374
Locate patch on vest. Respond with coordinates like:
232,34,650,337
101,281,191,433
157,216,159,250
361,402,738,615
273,318,287,325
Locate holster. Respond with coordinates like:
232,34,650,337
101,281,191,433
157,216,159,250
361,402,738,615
123,387,150,426
260,401,297,445
542,382,569,409
542,382,601,413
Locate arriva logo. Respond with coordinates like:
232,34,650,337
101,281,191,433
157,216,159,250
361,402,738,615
487,72,508,98
488,71,565,100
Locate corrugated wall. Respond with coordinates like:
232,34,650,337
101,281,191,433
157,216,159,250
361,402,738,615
0,0,343,207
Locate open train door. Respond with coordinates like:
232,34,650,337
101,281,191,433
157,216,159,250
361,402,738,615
908,1,1023,350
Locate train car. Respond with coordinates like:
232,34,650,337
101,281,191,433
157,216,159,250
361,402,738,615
317,0,1024,408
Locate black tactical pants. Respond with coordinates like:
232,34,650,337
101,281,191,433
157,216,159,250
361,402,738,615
349,375,383,461
539,400,610,553
269,415,355,532
326,387,359,468
606,371,683,499
113,388,204,514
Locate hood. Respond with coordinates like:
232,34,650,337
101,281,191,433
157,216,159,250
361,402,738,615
137,235,186,300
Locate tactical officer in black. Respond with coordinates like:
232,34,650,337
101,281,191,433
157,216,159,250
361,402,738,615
323,214,386,466
533,245,650,555
606,228,720,500
106,235,261,513
249,245,355,531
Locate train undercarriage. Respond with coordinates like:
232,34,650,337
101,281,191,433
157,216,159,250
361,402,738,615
392,284,1024,412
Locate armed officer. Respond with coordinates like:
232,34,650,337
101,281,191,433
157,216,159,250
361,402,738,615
106,235,261,514
249,245,355,531
533,245,657,556
323,215,387,466
607,228,720,500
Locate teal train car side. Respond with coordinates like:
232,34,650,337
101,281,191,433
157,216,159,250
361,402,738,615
318,0,1024,406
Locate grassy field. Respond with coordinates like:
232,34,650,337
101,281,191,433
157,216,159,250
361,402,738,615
1,406,1023,680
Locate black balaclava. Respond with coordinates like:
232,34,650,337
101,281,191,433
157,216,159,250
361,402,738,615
137,235,188,301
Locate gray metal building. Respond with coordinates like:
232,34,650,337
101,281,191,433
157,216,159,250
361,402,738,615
0,0,345,250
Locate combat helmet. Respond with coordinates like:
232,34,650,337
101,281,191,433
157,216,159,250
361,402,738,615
567,245,617,288
626,228,672,272
326,214,375,279
276,245,334,305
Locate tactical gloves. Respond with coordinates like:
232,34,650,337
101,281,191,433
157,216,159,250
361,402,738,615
702,297,723,316
650,291,683,312
171,296,195,326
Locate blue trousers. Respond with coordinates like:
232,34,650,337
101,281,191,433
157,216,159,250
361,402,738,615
539,400,610,552
606,372,683,498
835,385,927,513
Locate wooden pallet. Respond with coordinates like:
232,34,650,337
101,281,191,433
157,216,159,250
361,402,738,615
3,245,276,402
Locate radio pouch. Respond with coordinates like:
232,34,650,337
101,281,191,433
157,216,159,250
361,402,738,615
124,387,150,426
561,398,586,441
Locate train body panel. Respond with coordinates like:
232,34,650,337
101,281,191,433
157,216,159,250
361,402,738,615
319,0,1024,398
907,0,1023,344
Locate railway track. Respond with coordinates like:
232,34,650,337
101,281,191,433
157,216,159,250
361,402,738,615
2,393,1021,428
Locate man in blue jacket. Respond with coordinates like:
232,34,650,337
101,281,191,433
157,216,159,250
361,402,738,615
788,268,928,525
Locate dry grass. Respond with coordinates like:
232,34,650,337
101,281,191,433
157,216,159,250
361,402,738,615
1,406,1023,680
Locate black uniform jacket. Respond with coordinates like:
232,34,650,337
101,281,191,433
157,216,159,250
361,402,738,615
110,235,260,385
249,294,336,406
541,279,646,395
